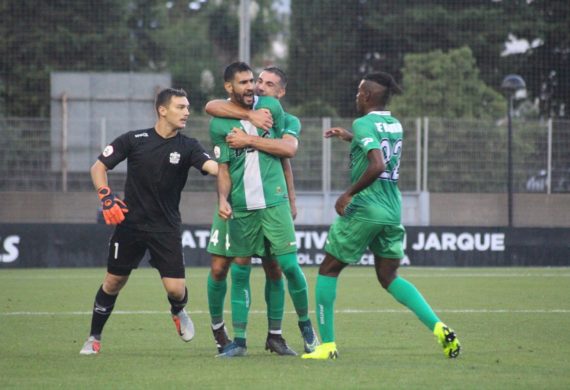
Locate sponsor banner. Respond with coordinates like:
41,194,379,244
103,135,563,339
0,224,569,268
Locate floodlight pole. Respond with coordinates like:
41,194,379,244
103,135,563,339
239,0,251,64
501,74,526,228
506,94,514,227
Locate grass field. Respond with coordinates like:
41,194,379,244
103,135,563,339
1,267,570,389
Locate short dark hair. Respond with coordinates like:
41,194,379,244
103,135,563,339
363,72,402,105
155,88,187,115
263,66,288,88
224,62,253,82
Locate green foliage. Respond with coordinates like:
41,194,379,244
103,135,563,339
390,47,505,120
0,0,282,117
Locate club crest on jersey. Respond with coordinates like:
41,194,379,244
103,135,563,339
169,151,181,164
214,146,221,159
102,145,114,157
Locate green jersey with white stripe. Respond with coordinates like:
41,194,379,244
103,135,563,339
210,96,289,213
345,111,403,224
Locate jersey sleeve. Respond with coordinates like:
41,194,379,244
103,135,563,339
98,132,131,170
209,118,231,164
188,139,213,175
256,96,285,136
282,113,301,139
352,118,380,153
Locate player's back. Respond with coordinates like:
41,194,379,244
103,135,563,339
346,111,403,225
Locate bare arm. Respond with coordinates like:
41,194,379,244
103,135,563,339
281,158,297,220
205,99,273,131
226,130,298,158
217,163,232,220
201,160,218,176
90,160,110,190
324,127,354,142
335,149,385,216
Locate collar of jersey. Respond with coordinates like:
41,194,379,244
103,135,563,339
368,111,391,116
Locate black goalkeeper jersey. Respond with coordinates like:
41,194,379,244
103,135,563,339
98,127,212,232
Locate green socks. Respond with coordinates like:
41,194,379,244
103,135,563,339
207,272,227,325
265,277,285,332
315,274,337,343
276,252,309,322
231,263,251,339
387,276,441,331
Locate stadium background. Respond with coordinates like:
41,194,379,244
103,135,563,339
0,0,569,267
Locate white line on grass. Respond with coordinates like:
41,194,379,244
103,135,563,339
2,308,570,316
1,272,570,280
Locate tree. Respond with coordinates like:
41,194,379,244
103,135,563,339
0,0,167,117
288,0,365,116
390,47,505,119
504,0,570,118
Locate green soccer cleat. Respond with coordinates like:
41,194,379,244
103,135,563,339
301,342,338,360
433,322,461,358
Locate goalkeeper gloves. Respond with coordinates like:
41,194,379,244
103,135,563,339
98,186,129,225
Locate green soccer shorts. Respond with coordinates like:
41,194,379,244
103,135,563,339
206,209,229,256
228,202,297,258
324,215,405,264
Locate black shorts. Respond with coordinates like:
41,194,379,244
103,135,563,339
106,225,185,278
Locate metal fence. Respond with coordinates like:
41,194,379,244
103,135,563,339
2,116,569,194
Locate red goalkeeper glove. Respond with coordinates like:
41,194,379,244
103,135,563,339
97,186,129,225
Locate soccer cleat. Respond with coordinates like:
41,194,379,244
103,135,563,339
79,336,101,355
212,323,232,353
216,341,247,358
265,334,297,356
433,322,461,358
298,320,319,353
301,342,338,360
172,309,195,342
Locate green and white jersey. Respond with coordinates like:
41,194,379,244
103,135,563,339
345,111,403,224
210,96,289,213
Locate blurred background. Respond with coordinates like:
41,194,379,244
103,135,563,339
0,0,569,227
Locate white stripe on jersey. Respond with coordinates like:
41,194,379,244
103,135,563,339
241,120,266,209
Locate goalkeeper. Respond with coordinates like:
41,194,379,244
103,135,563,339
79,88,218,355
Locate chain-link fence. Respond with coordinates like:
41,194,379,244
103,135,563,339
2,115,569,194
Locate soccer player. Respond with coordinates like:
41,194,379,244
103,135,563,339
301,72,461,360
210,62,317,357
79,88,218,355
205,67,305,356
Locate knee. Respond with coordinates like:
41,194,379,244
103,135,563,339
377,270,397,290
263,260,282,280
102,276,127,295
211,261,230,281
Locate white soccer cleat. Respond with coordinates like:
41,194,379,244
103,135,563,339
79,336,101,355
172,309,195,342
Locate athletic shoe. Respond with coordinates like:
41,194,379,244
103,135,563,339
79,336,101,355
433,322,461,358
172,309,195,342
265,334,297,356
298,320,319,353
216,341,247,358
212,322,232,353
301,342,338,360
